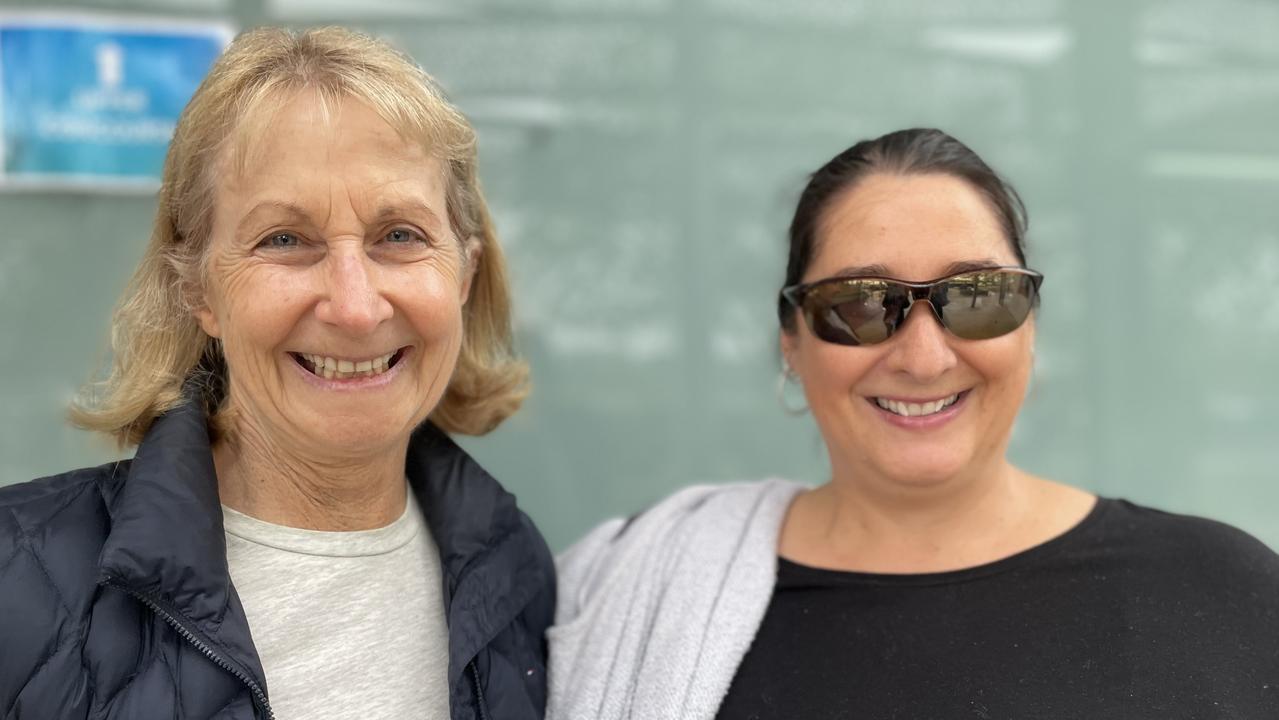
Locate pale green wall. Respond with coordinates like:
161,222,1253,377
2,0,1277,551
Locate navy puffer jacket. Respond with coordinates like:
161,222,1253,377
0,399,555,719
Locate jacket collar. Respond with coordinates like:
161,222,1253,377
97,397,552,692
98,397,231,626
405,422,554,688
96,398,269,692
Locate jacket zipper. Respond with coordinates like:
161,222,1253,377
104,580,275,720
469,660,490,720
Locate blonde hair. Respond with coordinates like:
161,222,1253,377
71,26,528,446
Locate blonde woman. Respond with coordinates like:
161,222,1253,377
0,28,552,720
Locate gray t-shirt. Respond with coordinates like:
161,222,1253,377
223,492,449,720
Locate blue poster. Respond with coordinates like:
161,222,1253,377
0,14,233,190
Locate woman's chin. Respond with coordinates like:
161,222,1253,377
873,453,972,490
276,413,415,462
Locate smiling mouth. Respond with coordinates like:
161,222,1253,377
290,348,407,380
872,391,968,418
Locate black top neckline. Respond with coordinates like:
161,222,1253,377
777,495,1113,589
718,497,1279,720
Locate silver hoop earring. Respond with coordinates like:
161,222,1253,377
776,366,808,416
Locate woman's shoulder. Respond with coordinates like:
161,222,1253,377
558,479,807,573
1104,498,1275,552
0,461,125,586
2,461,125,524
555,479,807,623
1,463,124,684
548,480,808,716
1101,498,1279,584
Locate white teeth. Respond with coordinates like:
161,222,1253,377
875,394,960,417
301,350,398,380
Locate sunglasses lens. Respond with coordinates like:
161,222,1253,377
804,280,899,346
796,270,1039,346
937,271,1037,340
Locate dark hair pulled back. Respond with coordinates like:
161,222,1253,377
779,128,1030,333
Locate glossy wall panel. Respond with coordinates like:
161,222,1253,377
1,0,1275,550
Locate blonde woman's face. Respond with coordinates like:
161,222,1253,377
196,91,475,459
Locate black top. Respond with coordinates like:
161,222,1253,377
716,498,1279,720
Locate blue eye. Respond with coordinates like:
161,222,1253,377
384,228,425,244
260,232,301,249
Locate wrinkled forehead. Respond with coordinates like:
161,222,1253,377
201,89,455,246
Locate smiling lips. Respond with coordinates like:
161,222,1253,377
874,393,962,418
292,348,405,380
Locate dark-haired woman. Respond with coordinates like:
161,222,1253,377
546,129,1279,720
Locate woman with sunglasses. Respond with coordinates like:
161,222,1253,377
547,128,1279,719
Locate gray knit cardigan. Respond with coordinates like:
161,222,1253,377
547,479,807,720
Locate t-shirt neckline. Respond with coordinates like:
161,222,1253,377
221,491,422,558
779,495,1113,588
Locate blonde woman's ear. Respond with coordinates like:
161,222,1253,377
461,236,482,304
194,304,222,339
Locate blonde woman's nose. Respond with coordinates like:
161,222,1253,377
314,247,393,334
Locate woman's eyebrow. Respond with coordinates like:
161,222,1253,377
234,200,447,236
373,202,444,232
832,264,890,277
236,200,311,237
830,259,1003,279
942,258,1003,275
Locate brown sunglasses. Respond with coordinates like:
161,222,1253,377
781,267,1043,346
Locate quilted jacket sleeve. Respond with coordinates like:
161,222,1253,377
0,475,107,719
